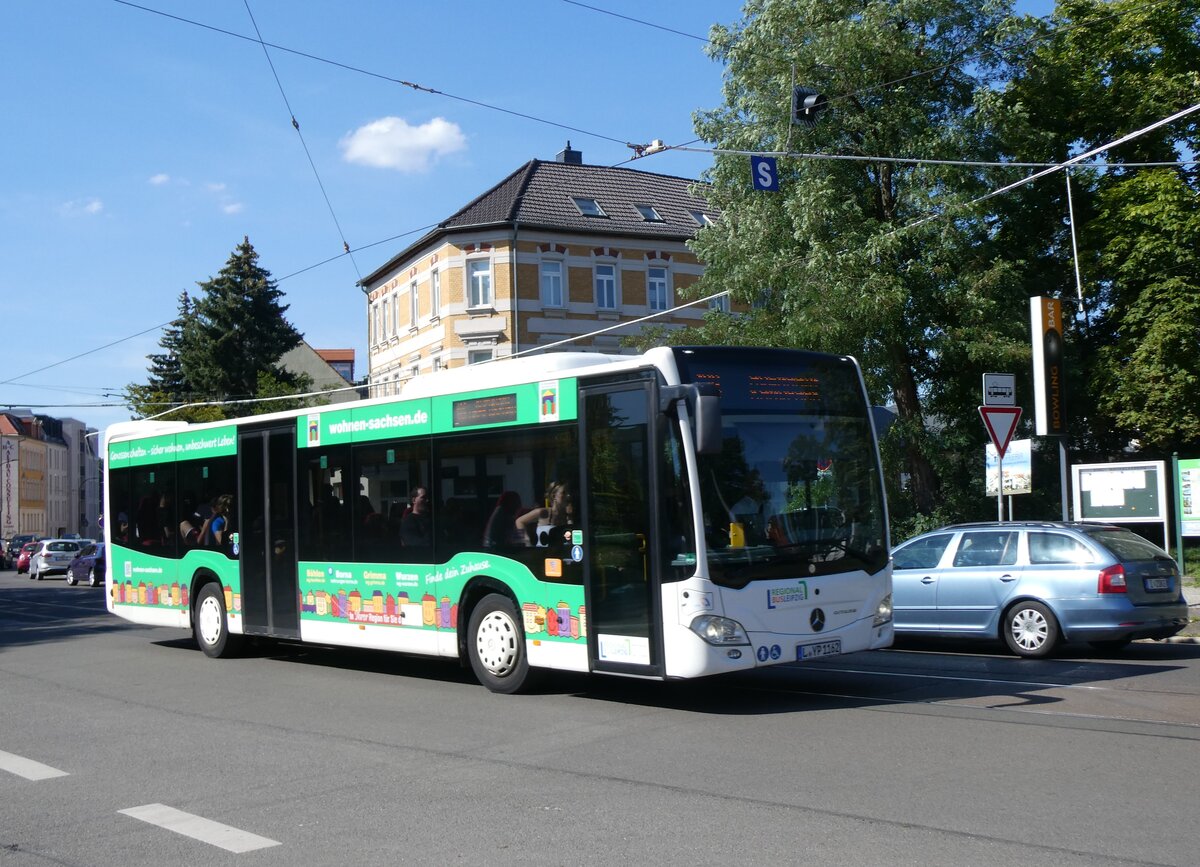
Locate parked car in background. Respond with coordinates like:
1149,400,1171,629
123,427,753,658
891,521,1189,657
66,543,106,587
6,534,43,569
28,539,84,581
15,541,41,574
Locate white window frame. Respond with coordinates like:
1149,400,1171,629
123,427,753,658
430,269,441,320
647,265,671,311
571,197,606,217
467,258,492,309
468,348,493,365
594,263,617,310
708,293,730,312
690,210,715,227
371,302,381,345
409,280,419,330
636,204,663,222
540,258,565,308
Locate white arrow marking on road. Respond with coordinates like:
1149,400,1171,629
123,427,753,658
119,804,281,853
0,749,69,781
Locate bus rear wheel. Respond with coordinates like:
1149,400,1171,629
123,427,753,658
193,583,242,659
467,594,536,694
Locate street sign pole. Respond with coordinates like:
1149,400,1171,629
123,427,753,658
979,405,1023,523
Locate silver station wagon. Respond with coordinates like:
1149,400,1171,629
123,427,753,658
891,522,1189,657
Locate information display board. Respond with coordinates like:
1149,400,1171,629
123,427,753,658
1175,457,1200,536
1073,461,1165,522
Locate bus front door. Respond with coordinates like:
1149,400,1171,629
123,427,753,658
581,382,663,678
238,426,299,639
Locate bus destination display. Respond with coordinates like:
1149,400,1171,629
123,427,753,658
692,369,821,409
453,393,518,428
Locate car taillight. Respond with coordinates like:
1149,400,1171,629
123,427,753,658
1098,564,1127,594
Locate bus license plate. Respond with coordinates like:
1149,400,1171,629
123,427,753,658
797,639,841,660
1145,577,1170,591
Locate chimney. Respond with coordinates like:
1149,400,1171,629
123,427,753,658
556,141,582,165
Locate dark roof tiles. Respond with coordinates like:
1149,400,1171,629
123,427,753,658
362,160,715,285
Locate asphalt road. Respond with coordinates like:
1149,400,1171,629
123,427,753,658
2,568,1199,866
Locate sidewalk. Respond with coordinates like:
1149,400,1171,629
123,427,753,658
1171,584,1200,644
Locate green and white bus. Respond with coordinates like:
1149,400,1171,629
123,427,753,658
104,346,892,692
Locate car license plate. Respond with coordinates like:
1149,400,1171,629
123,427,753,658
797,639,841,660
1145,577,1170,591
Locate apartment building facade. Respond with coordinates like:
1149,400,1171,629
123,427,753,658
0,412,100,539
361,144,720,395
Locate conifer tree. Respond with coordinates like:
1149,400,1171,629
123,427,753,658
179,236,304,404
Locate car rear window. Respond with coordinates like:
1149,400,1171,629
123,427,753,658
1028,532,1094,565
953,530,1018,567
1080,527,1170,562
48,541,77,552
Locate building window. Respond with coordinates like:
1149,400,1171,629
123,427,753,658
571,197,607,217
594,264,617,310
540,260,564,308
690,210,715,227
636,204,663,222
468,348,493,365
647,266,670,311
386,296,395,337
708,292,730,312
371,303,381,345
430,270,441,318
410,280,418,328
468,259,492,308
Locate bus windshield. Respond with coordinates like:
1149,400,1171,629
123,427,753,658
673,347,888,587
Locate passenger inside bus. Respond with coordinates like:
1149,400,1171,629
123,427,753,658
400,486,432,547
483,491,528,549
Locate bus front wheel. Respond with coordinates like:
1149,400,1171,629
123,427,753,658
467,593,536,694
194,583,242,659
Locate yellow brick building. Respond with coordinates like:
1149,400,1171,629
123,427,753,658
361,144,720,396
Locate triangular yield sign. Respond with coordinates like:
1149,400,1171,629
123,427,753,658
978,406,1022,458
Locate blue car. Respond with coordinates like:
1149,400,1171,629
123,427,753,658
891,522,1189,657
66,543,106,587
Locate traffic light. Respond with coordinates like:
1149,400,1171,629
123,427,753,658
791,87,827,127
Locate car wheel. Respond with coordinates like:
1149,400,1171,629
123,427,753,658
467,593,538,694
193,583,242,659
66,570,77,586
1003,600,1059,658
88,566,100,588
1088,638,1133,652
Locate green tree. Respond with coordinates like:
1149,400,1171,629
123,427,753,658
999,0,1200,459
684,0,1035,523
124,289,224,422
179,236,306,409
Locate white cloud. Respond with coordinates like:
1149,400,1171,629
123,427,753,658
207,182,226,192
223,202,244,215
149,173,170,186
60,198,104,216
339,116,466,172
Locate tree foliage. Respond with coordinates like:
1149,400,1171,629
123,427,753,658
125,237,311,421
679,0,1199,535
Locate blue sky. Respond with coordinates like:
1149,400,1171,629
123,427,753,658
2,1,1051,434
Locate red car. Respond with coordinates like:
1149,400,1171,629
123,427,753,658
15,541,39,574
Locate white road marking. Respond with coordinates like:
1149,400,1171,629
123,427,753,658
0,749,69,781
118,804,281,853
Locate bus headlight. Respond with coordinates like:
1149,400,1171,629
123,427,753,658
690,615,750,646
873,593,893,626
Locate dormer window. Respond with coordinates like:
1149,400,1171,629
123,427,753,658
636,204,663,222
690,210,715,227
572,197,607,217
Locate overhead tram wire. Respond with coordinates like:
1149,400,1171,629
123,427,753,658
110,0,631,148
242,0,360,282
